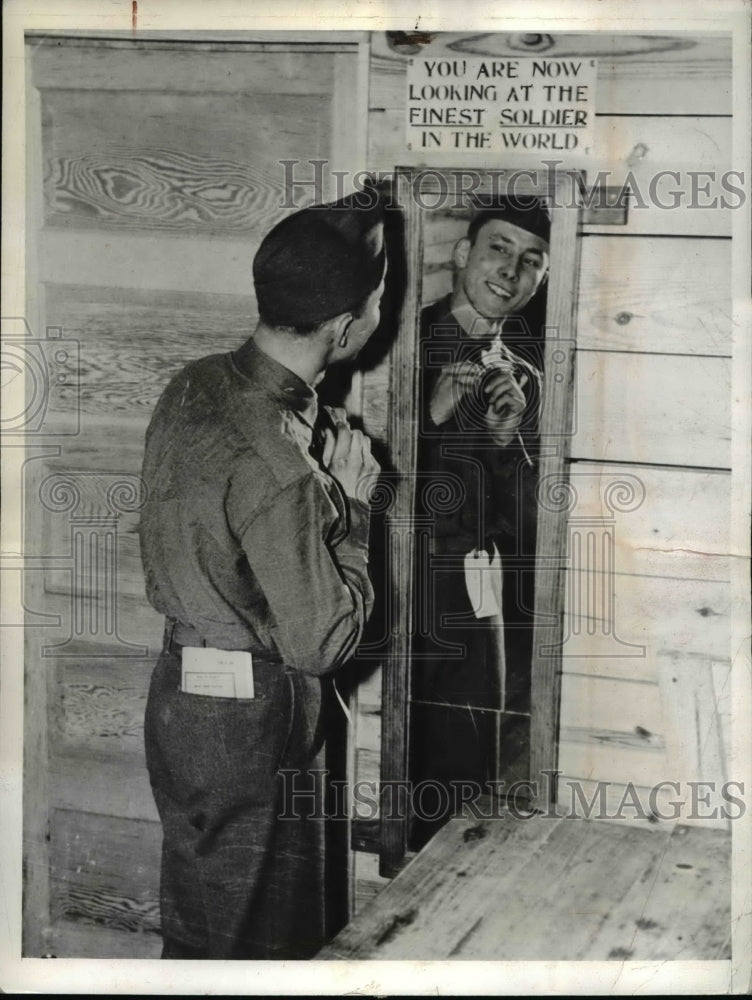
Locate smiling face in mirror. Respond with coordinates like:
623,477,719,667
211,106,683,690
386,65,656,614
452,218,549,323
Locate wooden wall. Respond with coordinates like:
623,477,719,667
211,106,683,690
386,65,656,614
354,29,734,903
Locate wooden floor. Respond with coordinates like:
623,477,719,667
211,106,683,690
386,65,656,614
319,816,731,961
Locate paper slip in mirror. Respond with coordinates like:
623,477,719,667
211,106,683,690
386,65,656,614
180,647,255,699
464,544,503,619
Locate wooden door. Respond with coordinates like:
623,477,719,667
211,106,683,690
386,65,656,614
22,30,366,958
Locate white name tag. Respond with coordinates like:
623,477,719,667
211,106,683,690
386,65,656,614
464,544,503,619
180,647,255,699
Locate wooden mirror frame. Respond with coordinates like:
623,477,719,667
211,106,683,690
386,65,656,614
379,166,582,877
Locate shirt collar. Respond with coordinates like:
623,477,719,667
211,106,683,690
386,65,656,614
449,298,500,342
231,337,317,416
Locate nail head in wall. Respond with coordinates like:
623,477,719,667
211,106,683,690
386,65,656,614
627,142,649,168
696,606,720,617
386,31,437,55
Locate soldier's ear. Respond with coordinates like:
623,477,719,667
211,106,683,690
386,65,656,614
331,312,353,348
452,237,471,270
339,320,353,348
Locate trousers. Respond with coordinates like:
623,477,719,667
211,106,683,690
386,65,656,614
144,632,327,959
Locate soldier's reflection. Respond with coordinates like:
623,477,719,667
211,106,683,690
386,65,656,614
410,196,551,846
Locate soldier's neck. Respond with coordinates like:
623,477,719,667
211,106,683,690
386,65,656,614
251,325,327,387
449,292,504,341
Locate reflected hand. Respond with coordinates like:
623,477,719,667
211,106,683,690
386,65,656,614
482,365,528,446
428,361,484,426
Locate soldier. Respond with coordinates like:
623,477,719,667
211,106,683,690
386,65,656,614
410,197,550,845
140,194,385,959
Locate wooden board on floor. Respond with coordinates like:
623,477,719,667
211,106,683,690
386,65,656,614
319,815,730,960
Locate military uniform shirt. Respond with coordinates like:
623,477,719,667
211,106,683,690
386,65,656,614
139,337,373,674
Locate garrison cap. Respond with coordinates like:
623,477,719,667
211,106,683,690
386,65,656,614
253,191,385,329
467,194,551,244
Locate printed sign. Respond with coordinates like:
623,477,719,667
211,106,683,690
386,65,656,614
406,56,598,154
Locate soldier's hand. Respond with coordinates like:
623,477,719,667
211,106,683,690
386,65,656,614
322,421,381,503
429,361,483,426
482,367,528,446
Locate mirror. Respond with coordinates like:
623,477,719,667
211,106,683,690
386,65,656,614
380,168,581,873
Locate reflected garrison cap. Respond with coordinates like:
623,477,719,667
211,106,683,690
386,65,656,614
468,195,551,244
253,191,385,328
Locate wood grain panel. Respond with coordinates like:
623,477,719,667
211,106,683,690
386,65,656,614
51,809,161,936
370,111,731,236
353,851,390,916
59,659,153,753
30,447,163,618
44,91,328,235
577,237,732,355
22,77,54,960
44,284,251,420
582,116,731,237
49,918,161,959
51,748,160,822
41,230,260,295
32,44,340,93
369,32,732,115
559,674,663,736
556,777,690,826
42,87,330,234
572,352,732,467
46,148,289,235
560,661,732,832
658,654,732,789
557,733,665,788
36,456,157,611
42,526,151,610
562,571,731,677
557,464,732,579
